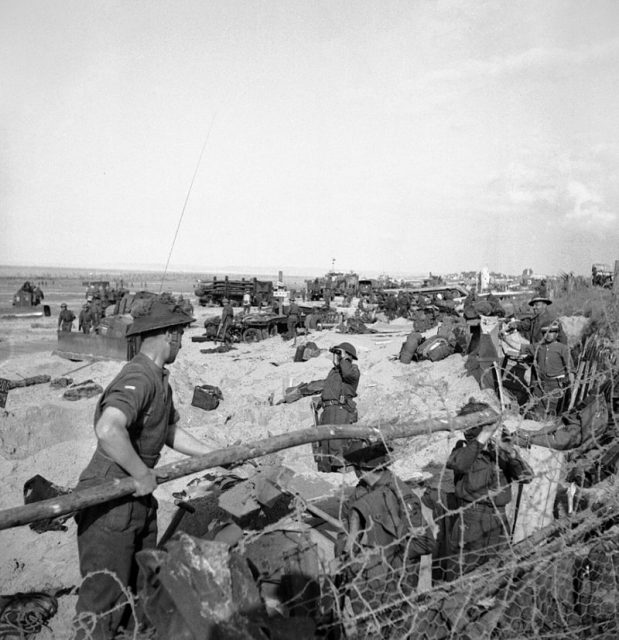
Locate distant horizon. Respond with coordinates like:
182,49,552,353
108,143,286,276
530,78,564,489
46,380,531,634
0,261,587,280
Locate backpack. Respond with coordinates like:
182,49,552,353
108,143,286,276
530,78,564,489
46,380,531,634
399,331,423,364
415,335,454,362
191,384,223,411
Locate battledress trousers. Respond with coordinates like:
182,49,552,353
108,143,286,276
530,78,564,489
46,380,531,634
316,359,361,471
74,353,179,639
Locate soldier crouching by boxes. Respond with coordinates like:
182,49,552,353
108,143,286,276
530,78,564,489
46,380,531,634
335,443,434,635
444,399,533,581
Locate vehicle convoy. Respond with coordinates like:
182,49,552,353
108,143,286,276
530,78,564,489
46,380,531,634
194,276,273,307
591,263,614,288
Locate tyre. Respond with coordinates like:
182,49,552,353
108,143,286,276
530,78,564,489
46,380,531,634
261,329,270,340
242,327,262,343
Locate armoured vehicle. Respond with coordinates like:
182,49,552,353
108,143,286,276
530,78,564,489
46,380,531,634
1,282,50,318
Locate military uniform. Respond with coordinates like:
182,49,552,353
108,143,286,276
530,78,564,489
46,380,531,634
336,445,434,635
446,438,525,579
286,300,300,342
58,307,75,332
316,344,361,471
518,304,567,345
78,306,96,334
521,340,572,416
75,353,180,637
219,300,234,339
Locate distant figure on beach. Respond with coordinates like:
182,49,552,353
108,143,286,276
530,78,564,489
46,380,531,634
286,297,300,345
57,303,75,332
78,303,95,334
218,298,234,341
242,290,251,315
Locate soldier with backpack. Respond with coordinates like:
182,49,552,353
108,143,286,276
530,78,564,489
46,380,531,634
335,442,434,634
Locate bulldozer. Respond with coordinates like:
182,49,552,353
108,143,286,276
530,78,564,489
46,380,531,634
53,291,188,362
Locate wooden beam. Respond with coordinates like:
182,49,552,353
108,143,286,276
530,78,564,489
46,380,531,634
0,409,498,531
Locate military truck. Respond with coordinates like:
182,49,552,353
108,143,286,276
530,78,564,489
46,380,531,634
194,277,273,307
305,271,359,301
592,263,613,288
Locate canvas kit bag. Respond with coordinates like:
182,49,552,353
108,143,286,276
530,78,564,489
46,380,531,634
191,384,223,411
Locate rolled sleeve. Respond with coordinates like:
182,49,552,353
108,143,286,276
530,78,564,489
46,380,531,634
99,372,151,426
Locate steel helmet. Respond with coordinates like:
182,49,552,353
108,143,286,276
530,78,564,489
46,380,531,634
329,342,358,360
126,300,195,336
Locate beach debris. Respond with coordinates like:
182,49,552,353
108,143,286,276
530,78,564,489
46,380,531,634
0,591,58,639
0,376,52,408
23,474,73,533
49,377,73,389
1,375,51,390
62,380,103,401
200,344,235,354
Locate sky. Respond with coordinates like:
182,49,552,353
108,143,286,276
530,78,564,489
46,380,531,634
2,0,619,278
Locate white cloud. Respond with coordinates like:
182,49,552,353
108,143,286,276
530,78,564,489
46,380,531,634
427,38,619,84
563,181,617,227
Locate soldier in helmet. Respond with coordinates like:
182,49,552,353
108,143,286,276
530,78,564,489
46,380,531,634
445,399,532,580
74,302,212,639
336,442,434,631
57,303,76,332
78,302,95,334
312,341,362,472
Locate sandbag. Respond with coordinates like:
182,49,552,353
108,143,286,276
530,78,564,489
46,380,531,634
191,384,223,411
